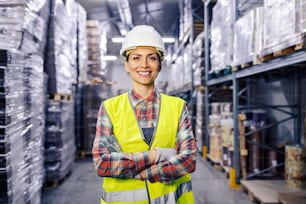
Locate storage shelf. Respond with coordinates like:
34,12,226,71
207,74,232,86
237,50,306,79
207,50,306,86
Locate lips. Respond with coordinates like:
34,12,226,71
137,71,151,76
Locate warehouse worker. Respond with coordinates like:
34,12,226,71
92,25,196,204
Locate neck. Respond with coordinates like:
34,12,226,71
133,84,155,98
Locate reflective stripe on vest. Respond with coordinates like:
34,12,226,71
101,180,192,203
102,92,194,204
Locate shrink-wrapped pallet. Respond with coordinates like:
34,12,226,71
261,0,306,56
210,0,233,71
45,0,77,94
233,7,264,66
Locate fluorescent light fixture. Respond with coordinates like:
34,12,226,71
103,55,118,61
162,37,175,43
111,37,175,43
112,37,124,43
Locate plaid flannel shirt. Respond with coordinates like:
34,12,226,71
92,89,196,183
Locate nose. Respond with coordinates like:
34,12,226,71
140,58,149,68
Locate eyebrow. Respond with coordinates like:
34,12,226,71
130,53,158,57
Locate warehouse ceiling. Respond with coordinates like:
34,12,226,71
75,0,180,56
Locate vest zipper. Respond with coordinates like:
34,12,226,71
145,180,151,204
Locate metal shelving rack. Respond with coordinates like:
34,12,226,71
169,0,204,132
204,0,306,186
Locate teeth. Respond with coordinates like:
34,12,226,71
138,71,150,76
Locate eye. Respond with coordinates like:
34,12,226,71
148,56,158,61
132,56,140,61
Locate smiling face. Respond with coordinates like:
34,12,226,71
124,47,161,91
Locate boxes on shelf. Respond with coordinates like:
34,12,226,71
209,135,222,162
260,0,306,58
285,145,306,189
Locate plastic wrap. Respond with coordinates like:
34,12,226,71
167,56,184,92
238,0,263,15
77,3,88,82
261,0,306,56
45,0,76,94
233,7,264,66
44,99,76,182
0,0,49,55
195,90,206,152
210,0,233,71
192,31,205,87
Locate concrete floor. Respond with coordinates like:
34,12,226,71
41,155,253,204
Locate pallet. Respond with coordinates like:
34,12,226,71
241,180,306,204
207,154,223,171
49,93,73,101
195,85,205,91
259,33,306,63
278,192,306,204
220,164,230,178
232,61,254,72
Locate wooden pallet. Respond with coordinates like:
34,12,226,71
232,62,253,72
207,154,223,171
278,192,306,204
241,180,306,204
49,93,73,101
259,38,306,63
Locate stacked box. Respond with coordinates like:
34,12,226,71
45,0,77,94
0,50,45,204
0,0,49,56
167,56,184,92
76,4,88,83
0,51,27,204
238,0,263,15
210,0,233,71
179,0,192,42
192,31,205,87
81,84,111,152
209,102,233,163
195,90,206,152
86,20,103,80
24,54,46,204
0,0,49,203
64,0,78,85
261,0,306,56
44,99,75,182
233,7,264,66
285,145,306,189
208,104,222,162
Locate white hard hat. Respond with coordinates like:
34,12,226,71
120,25,167,61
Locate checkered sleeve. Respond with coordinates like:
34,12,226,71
92,102,152,178
140,104,197,183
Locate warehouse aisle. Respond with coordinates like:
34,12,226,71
41,155,253,204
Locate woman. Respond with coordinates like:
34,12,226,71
92,25,197,204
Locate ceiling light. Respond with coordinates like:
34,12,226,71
111,37,176,43
103,55,118,61
162,37,175,43
112,37,124,43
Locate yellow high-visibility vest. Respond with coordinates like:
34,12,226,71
102,92,194,204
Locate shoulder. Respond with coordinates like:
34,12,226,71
103,92,129,108
104,92,128,103
160,93,186,104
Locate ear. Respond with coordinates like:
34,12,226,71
124,61,130,73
